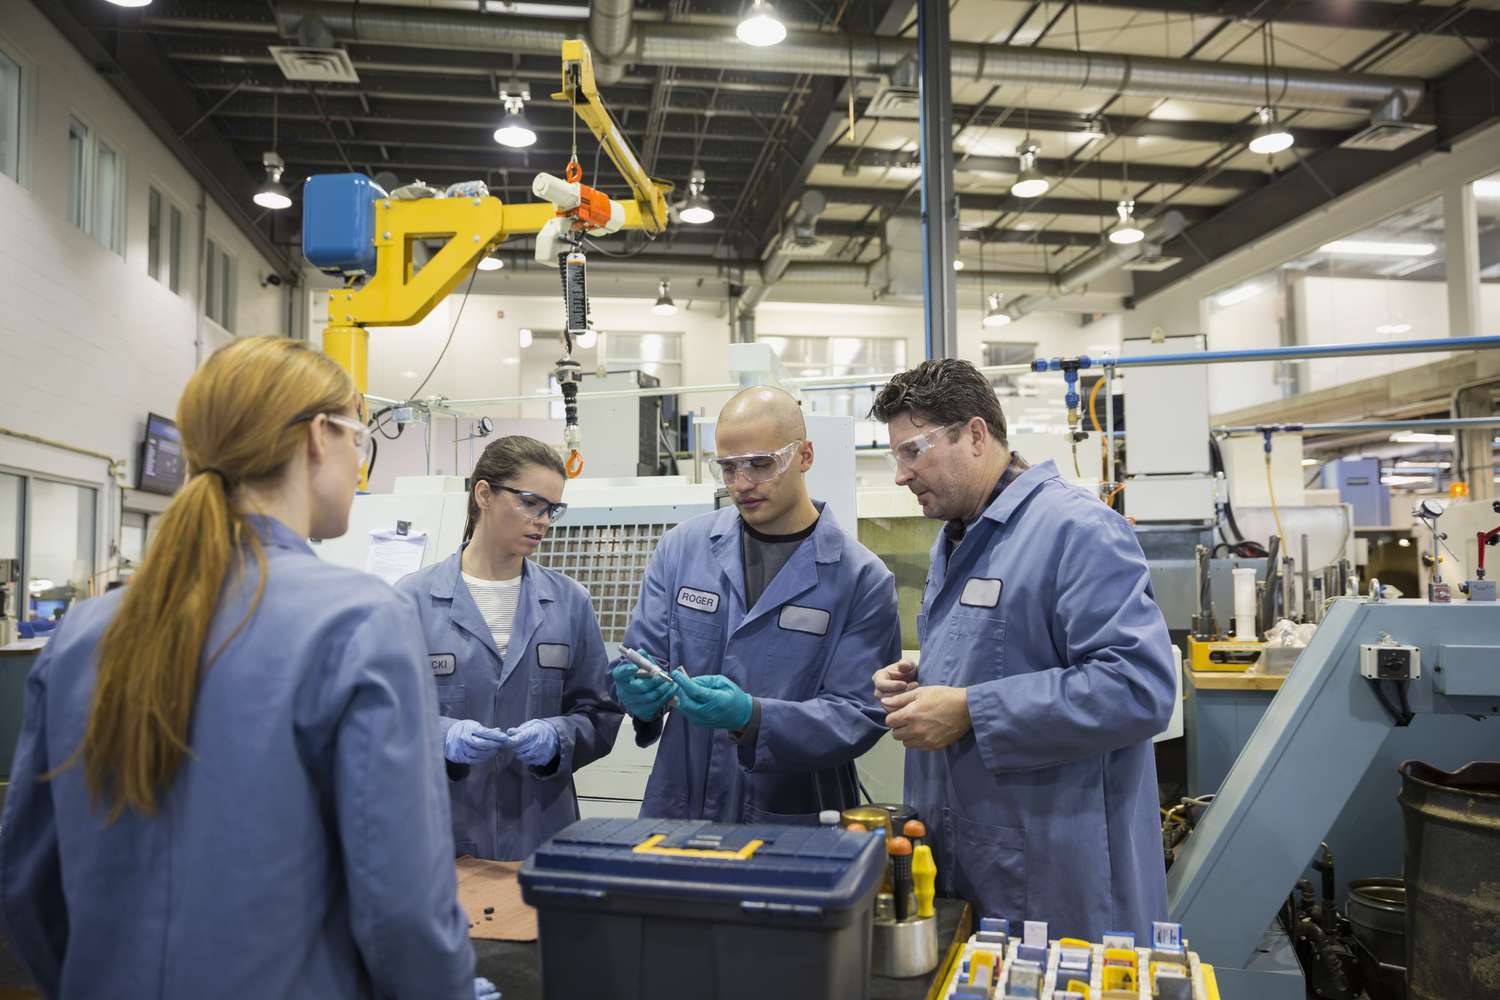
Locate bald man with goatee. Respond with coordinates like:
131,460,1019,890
610,387,900,822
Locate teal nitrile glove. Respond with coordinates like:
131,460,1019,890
671,669,754,731
611,655,678,722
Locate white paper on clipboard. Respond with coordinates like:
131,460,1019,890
366,528,429,585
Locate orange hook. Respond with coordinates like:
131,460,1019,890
565,449,584,478
565,159,582,184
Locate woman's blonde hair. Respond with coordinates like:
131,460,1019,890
79,336,359,819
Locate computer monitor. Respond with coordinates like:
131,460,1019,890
138,412,185,496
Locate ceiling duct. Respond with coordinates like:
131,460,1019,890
864,57,921,120
588,0,632,87
269,13,360,84
1122,242,1183,272
273,3,1425,115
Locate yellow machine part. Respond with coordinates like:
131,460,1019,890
1188,636,1268,672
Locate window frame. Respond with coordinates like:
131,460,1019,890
0,465,101,622
204,236,236,331
66,116,91,232
0,40,24,185
148,184,185,293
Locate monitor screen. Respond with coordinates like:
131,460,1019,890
138,412,185,495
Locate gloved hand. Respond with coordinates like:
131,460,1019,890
506,718,560,767
444,719,511,765
671,670,754,731
474,977,502,1000
611,655,678,722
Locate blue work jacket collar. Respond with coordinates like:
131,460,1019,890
429,548,555,688
978,459,1059,527
246,514,314,556
708,499,844,632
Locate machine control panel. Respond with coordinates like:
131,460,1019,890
1360,642,1421,681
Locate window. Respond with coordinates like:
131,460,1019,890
604,332,684,386
983,341,1037,392
23,478,96,621
205,238,235,330
66,118,89,230
93,139,123,254
0,473,20,625
759,335,906,442
0,48,20,182
66,118,125,255
148,187,184,292
120,511,148,570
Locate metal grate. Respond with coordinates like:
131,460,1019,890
533,522,674,643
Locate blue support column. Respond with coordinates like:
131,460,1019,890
917,0,958,360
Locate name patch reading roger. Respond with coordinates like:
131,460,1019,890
676,587,721,614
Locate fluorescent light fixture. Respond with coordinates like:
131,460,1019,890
651,279,678,316
1010,141,1050,199
1301,458,1321,467
1395,461,1452,470
1248,107,1295,156
1108,200,1145,245
1319,239,1437,257
105,0,153,6
1391,432,1455,444
679,169,714,224
953,259,965,271
982,292,1011,328
1473,179,1500,199
1382,475,1434,486
476,254,504,272
1375,322,1412,335
253,151,292,210
518,328,533,349
1214,283,1263,308
737,0,787,46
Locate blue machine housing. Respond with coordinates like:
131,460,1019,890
302,173,383,275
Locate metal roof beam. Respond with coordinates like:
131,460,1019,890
1074,1,1500,37
809,186,1212,221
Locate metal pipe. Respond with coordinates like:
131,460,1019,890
274,3,1424,114
1074,335,1500,371
1216,416,1500,436
588,0,632,86
739,190,828,314
919,0,958,360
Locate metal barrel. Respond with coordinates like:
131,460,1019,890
1399,760,1500,1000
1347,877,1406,1000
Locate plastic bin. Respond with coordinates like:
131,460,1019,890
519,817,886,1000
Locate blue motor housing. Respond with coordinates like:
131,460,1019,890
303,173,383,275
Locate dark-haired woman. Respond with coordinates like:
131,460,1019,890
0,337,491,1000
396,436,621,861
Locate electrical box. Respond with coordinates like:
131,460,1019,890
302,173,382,275
1334,457,1389,527
575,369,665,478
1360,643,1420,681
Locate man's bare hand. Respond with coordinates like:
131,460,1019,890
883,685,971,751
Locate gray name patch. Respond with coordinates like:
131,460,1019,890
537,643,571,670
429,653,457,676
677,586,721,614
778,605,831,636
960,578,1003,609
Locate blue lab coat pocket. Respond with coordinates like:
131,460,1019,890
945,808,1026,923
437,683,468,718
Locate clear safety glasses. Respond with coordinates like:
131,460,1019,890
709,440,802,487
490,483,569,524
322,414,373,463
885,423,960,471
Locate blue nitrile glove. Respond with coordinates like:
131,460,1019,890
611,655,678,722
506,718,560,767
444,719,511,765
671,670,754,731
474,977,501,1000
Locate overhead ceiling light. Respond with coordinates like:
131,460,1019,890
104,0,153,6
493,81,536,148
1391,431,1455,444
1375,322,1412,335
982,292,1011,328
518,327,533,349
952,259,965,271
476,254,505,272
1248,106,1295,156
253,151,292,210
1108,200,1145,245
1319,239,1437,257
652,279,678,316
737,0,787,47
679,168,715,224
1472,178,1500,199
1010,141,1050,199
1301,458,1321,466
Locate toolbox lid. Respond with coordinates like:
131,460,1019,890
520,818,886,911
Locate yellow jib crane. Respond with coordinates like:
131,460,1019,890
304,39,671,479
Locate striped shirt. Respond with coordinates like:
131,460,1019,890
463,572,522,657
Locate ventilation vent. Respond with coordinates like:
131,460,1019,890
270,46,361,84
1340,119,1434,152
865,80,921,120
777,236,834,259
1123,253,1183,272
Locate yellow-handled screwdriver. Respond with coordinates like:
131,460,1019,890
912,844,936,919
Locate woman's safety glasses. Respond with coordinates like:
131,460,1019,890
885,423,960,471
490,483,569,524
709,440,802,487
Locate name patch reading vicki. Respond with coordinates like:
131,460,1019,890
430,653,457,676
676,587,721,614
960,578,1003,608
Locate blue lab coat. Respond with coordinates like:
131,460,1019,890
0,516,473,1000
396,551,622,861
906,460,1175,941
624,502,899,823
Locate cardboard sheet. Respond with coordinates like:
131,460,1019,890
455,857,538,942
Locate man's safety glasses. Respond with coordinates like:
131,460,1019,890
709,440,802,487
488,482,569,524
885,423,960,471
